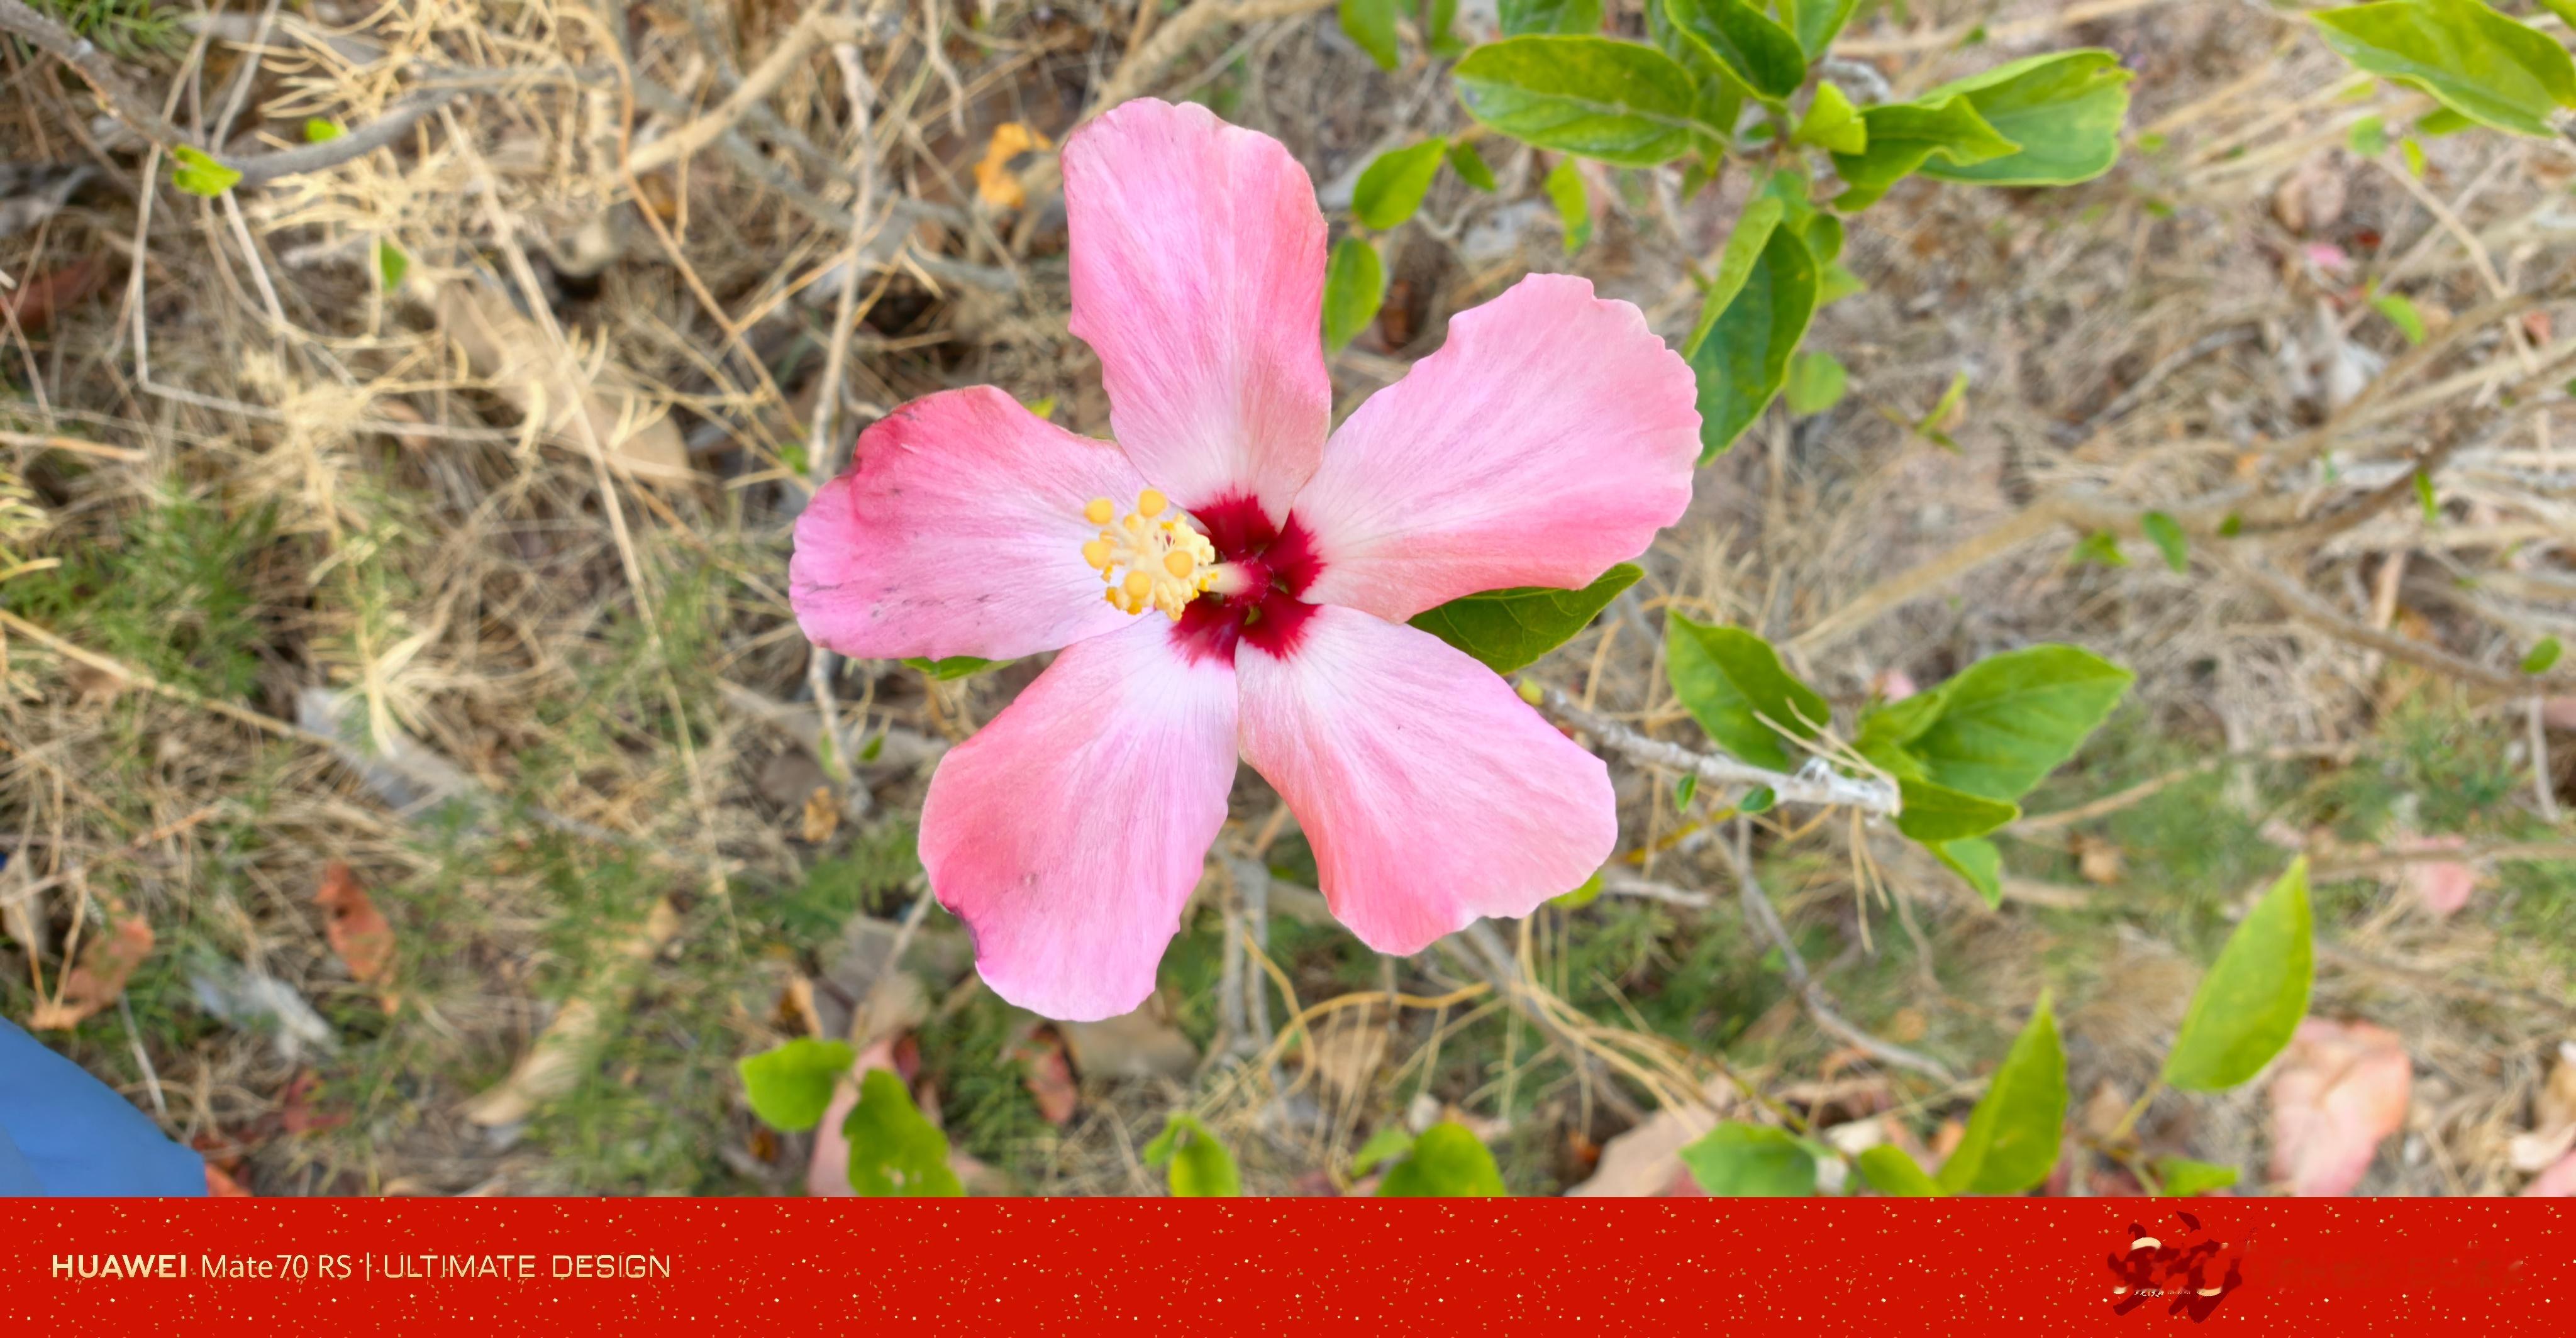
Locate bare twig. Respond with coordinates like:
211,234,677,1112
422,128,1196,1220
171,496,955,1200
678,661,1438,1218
1539,685,1901,816
0,0,193,150
1723,822,1957,1083
2213,546,2576,697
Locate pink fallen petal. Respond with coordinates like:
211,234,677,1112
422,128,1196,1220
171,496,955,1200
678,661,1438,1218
2397,834,2477,917
790,387,1146,661
1291,274,1699,621
1062,98,1330,524
804,1038,899,1198
2268,1017,2412,1196
921,618,1238,1021
2302,241,2351,274
1235,605,1616,954
2521,1149,2576,1197
2543,697,2576,731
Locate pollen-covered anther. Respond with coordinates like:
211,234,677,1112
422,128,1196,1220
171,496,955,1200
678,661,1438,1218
1079,489,1218,619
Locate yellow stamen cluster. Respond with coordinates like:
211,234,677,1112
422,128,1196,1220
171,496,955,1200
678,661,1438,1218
1080,489,1218,620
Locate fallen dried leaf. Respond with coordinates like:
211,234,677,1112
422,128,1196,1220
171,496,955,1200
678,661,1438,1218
430,280,694,485
314,861,397,996
26,909,152,1029
1016,1024,1078,1127
799,785,840,843
2074,834,2126,885
2397,834,2477,917
2272,157,2347,235
2268,1017,2411,1196
972,123,1051,211
279,1070,346,1135
0,256,105,335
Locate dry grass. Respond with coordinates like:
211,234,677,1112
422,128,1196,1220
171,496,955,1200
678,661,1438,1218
1,0,2570,1198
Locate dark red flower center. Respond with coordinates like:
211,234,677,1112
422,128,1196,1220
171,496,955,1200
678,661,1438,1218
1170,494,1323,665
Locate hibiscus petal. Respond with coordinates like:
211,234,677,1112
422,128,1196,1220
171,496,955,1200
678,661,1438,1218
1235,605,1614,954
1292,274,1700,621
921,617,1238,1020
1062,98,1330,522
791,387,1146,662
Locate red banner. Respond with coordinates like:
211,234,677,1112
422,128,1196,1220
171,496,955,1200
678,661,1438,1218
2,1198,2567,1332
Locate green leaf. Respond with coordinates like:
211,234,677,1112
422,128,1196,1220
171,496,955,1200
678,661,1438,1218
2523,636,2563,675
1915,50,2135,187
2314,0,2576,136
1794,82,1868,153
1340,0,1401,70
1802,211,1845,265
1324,236,1387,353
171,146,243,198
1738,783,1776,813
1551,870,1607,908
1685,197,1786,353
2163,859,2314,1092
303,118,343,143
1852,690,1943,779
1424,0,1464,55
1543,157,1592,253
843,1068,964,1196
1934,991,2067,1195
2545,0,2576,27
1409,563,1641,673
1446,139,1499,191
1784,350,1848,415
2349,113,2388,156
2417,105,2480,135
1687,224,1818,460
1907,644,2135,802
1856,1144,1943,1196
1354,138,1450,230
2402,136,2428,176
1377,1120,1508,1196
1930,836,2004,907
1817,261,1867,304
1453,36,1713,167
2416,469,2440,522
1915,369,1970,450
736,1038,854,1132
375,240,409,292
1832,96,2018,209
1665,0,1808,101
1781,0,1861,55
1894,777,2021,843
1679,1122,1818,1195
2141,511,2189,573
902,655,1004,680
2070,530,2128,568
1499,0,1603,35
1674,771,1701,809
2152,1156,2241,1197
1664,615,1831,770
1141,1112,1242,1197
2372,291,2428,345
1353,1125,1418,1171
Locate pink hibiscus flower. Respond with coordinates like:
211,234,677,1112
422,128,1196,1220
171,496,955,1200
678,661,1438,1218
791,99,1700,1020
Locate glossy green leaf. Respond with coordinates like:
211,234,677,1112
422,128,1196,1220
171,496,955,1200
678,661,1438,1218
1802,211,1845,265
1353,1125,1417,1171
1446,140,1499,191
1424,0,1464,55
1935,991,2067,1195
1666,0,1807,101
1453,37,1712,167
1544,157,1592,253
1355,138,1449,230
2372,291,2428,344
1930,836,2004,907
1685,196,1786,354
1409,563,1641,673
1832,96,2018,209
2314,0,2576,136
1894,777,2021,843
1852,690,1943,780
1738,784,1776,814
2153,1156,2241,1197
2418,105,2479,135
736,1037,853,1132
1687,224,1817,460
171,146,242,197
1499,0,1603,34
1551,870,1608,908
1324,236,1387,353
375,240,409,292
1679,1122,1818,1195
1784,350,1848,415
1906,644,2135,802
902,655,1004,680
1377,1121,1508,1197
1340,0,1401,70
1142,1112,1242,1197
1674,771,1701,809
1857,1144,1943,1196
2544,0,2576,26
2526,636,2564,674
1794,82,1868,153
1664,615,1830,770
843,1068,965,1196
1781,0,1860,55
2141,511,2189,573
2163,859,2314,1092
1915,50,2134,187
